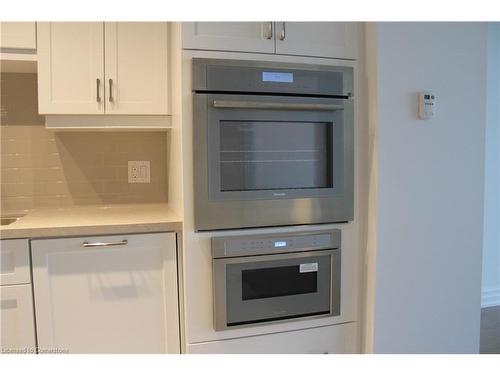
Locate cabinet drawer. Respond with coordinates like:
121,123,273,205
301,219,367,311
0,239,31,286
0,284,37,353
188,322,358,354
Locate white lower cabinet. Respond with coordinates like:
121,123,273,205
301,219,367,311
0,239,36,354
188,322,358,354
31,233,180,354
0,284,37,353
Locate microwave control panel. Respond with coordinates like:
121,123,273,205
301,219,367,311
212,230,341,258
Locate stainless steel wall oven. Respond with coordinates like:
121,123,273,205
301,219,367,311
193,59,354,231
212,229,341,330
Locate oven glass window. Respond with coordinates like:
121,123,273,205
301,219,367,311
241,265,318,300
219,121,333,192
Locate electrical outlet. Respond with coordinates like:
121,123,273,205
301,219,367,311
128,161,150,183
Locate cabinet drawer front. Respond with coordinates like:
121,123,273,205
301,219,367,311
0,239,30,286
31,233,180,354
188,322,358,354
0,284,37,353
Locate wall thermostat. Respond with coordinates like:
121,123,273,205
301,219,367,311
418,92,436,119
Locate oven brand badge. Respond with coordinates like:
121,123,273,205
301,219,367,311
299,263,318,273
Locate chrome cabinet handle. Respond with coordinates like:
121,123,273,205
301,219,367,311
82,240,128,248
96,78,101,102
265,22,273,40
109,79,114,102
212,100,344,111
279,22,286,40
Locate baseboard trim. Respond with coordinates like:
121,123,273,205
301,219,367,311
482,287,500,308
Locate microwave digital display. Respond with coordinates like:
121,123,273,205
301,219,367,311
262,71,294,83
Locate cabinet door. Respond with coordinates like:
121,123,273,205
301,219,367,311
182,22,275,54
32,233,180,354
104,22,169,115
0,284,37,354
37,22,105,114
275,22,358,60
0,22,36,49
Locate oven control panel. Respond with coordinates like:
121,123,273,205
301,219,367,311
212,230,340,258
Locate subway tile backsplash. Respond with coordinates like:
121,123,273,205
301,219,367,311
0,73,168,214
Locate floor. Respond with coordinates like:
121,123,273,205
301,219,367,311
480,306,500,354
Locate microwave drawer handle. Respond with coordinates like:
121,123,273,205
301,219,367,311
212,100,344,111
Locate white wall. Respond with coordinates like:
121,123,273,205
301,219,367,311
366,23,488,353
481,23,500,308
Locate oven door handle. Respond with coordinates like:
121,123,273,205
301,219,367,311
212,100,344,111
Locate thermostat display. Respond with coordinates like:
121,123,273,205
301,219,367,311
418,91,436,119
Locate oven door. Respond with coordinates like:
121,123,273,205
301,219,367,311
213,249,341,330
193,93,354,231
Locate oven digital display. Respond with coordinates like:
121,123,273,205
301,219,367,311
274,241,287,248
262,71,294,83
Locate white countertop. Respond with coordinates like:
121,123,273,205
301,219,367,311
0,203,182,239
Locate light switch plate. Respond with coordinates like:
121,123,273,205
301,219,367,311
128,161,150,183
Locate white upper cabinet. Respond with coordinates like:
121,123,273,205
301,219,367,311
182,22,275,54
275,22,358,60
104,22,169,115
37,22,105,114
182,22,358,60
31,233,180,354
37,22,170,116
0,22,36,50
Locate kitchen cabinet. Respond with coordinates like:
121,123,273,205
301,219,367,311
0,239,31,285
182,22,358,60
37,22,104,114
0,22,36,50
0,285,37,353
188,322,358,354
182,22,275,54
37,22,169,115
0,240,37,354
274,22,358,60
31,232,180,354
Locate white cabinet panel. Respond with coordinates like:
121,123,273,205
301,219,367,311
0,284,37,353
0,22,36,49
275,22,358,60
182,22,275,54
188,322,358,354
104,22,169,115
0,239,30,286
32,233,180,354
37,22,105,114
